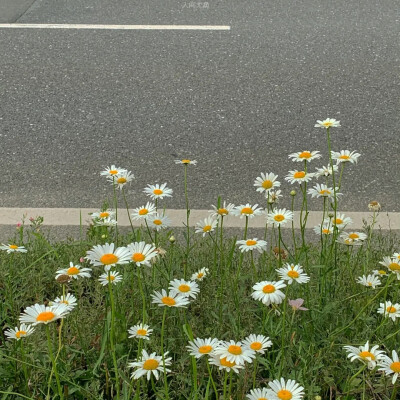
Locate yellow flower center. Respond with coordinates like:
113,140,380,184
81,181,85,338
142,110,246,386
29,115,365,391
241,207,253,215
262,180,273,189
218,208,228,215
319,189,331,195
274,214,285,222
60,300,69,304
139,209,148,215
108,275,116,281
387,306,397,313
9,244,19,249
162,297,176,306
143,359,159,370
334,218,343,225
378,270,386,275
198,345,213,354
359,351,375,360
228,345,242,355
250,342,262,351
179,284,190,292
391,362,400,373
132,253,145,262
277,389,293,400
339,155,350,160
322,229,331,234
67,266,79,275
293,171,306,179
36,311,55,322
109,170,118,175
181,159,191,164
197,273,204,278
389,263,400,271
349,233,359,239
117,177,127,184
153,189,163,195
220,357,236,368
137,329,147,336
153,219,162,225
263,284,275,294
203,225,212,232
299,151,312,158
322,121,333,127
100,254,118,265
16,330,27,338
99,212,109,218
246,240,257,246
368,282,372,286
287,270,299,278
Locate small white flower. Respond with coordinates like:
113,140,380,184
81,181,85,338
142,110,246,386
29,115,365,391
174,159,197,165
131,202,157,220
231,204,263,219
108,170,134,190
129,349,172,380
266,209,293,227
307,184,341,201
98,270,123,286
268,378,305,400
236,238,267,253
126,241,158,267
378,350,400,384
195,216,218,236
276,264,310,285
209,355,243,373
344,341,385,369
246,387,274,400
215,340,256,365
147,213,172,231
242,334,272,354
4,324,35,340
128,323,153,340
356,274,381,288
0,244,27,253
52,293,78,311
151,289,191,308
315,164,339,178
331,150,361,164
288,150,321,162
314,118,340,129
251,280,286,306
254,173,281,193
377,301,400,321
143,183,173,200
191,268,209,281
209,202,235,219
313,224,333,236
169,279,200,299
187,338,220,358
19,303,70,325
100,165,127,177
285,170,315,184
55,262,92,280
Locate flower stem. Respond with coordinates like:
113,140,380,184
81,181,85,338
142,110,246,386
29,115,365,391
160,308,170,400
45,325,63,400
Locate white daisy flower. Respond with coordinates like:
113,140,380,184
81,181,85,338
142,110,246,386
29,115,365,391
266,209,293,227
254,173,281,193
307,184,341,200
314,118,340,129
276,264,310,285
151,289,190,308
55,262,92,280
52,293,78,311
129,349,172,381
288,150,321,162
92,216,117,227
209,202,235,219
373,269,388,277
344,341,385,369
209,356,244,373
191,268,209,281
147,213,172,231
378,301,400,321
143,183,173,200
195,216,218,236
236,238,267,253
108,170,134,190
231,204,263,219
91,210,116,221
131,202,157,220
340,232,367,245
4,323,35,340
246,387,274,400
128,323,153,340
100,165,127,177
357,274,381,288
268,378,305,400
0,244,27,253
313,224,334,236
86,243,131,270
174,159,197,165
242,334,272,354
379,256,400,274
19,303,70,326
378,350,400,384
368,201,381,212
251,280,286,306
266,189,283,204
392,253,400,261
285,170,315,185
187,338,220,358
169,279,200,299
325,213,352,229
315,164,339,178
98,270,123,286
331,150,361,164
126,241,158,266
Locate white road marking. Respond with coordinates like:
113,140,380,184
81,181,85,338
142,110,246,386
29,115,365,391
0,23,230,30
0,208,399,229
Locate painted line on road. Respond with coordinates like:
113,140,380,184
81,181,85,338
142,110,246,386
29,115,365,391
0,23,231,30
0,208,399,230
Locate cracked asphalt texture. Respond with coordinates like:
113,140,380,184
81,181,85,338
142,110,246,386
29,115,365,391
0,0,399,212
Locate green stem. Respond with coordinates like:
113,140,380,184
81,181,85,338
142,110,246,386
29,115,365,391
206,359,218,396
160,308,170,400
45,325,63,400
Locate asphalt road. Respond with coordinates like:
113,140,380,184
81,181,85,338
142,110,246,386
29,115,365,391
0,0,399,212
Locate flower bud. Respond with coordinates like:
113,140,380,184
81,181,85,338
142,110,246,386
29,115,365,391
169,236,176,244
290,190,297,196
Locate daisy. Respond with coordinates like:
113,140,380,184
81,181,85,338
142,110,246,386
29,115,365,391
209,202,235,219
307,184,341,200
5,324,35,340
378,350,400,384
266,209,293,227
266,189,283,204
393,253,400,261
336,237,364,247
174,159,197,165
377,301,400,321
55,262,92,280
86,243,131,270
108,170,134,189
191,268,209,281
147,214,172,231
19,303,69,326
379,257,400,274
246,388,274,400
128,323,153,340
268,378,305,400
313,224,333,236
143,183,173,200
98,270,123,286
276,264,310,285
151,289,190,308
91,209,116,221
254,173,281,193
100,165,127,177
126,242,157,268
92,216,117,227
231,204,263,219
236,238,267,253
357,274,381,288
368,201,381,212
314,118,341,129
129,349,172,381
285,170,315,185
131,202,157,220
169,279,200,299
187,338,220,358
315,164,339,178
373,269,388,277
251,280,286,306
209,356,243,373
344,341,385,369
52,293,78,311
195,216,218,237
0,244,27,253
340,231,367,243
325,213,352,229
331,150,361,164
242,334,272,354
288,150,321,162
